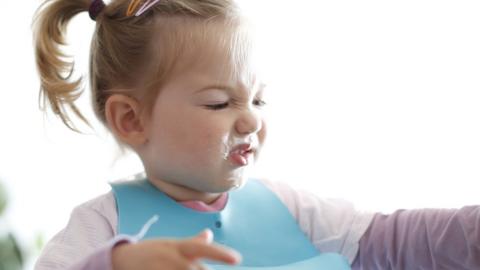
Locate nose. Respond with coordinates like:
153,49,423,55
235,108,263,135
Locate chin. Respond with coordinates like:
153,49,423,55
226,176,248,190
202,177,246,193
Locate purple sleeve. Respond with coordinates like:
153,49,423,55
351,205,480,269
67,236,135,270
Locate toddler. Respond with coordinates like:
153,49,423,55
32,0,480,269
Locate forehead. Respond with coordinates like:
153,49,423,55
161,17,260,89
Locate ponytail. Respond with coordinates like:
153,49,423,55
32,0,248,133
33,0,91,131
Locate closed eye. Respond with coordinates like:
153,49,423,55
205,102,229,110
205,99,267,111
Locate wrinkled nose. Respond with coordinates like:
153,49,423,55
235,109,263,135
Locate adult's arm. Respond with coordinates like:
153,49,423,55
352,206,480,269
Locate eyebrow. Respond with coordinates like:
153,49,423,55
195,84,236,94
194,83,266,95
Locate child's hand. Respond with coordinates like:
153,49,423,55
112,229,241,270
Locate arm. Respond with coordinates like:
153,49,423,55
34,192,119,270
35,192,240,270
68,237,134,270
352,206,480,269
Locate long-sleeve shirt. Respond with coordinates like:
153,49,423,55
35,178,480,269
352,206,480,269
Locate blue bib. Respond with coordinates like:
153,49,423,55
111,178,351,270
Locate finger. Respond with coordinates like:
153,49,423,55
195,262,212,270
186,262,211,270
192,229,213,244
179,241,242,265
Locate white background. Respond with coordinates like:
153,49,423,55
1,0,480,268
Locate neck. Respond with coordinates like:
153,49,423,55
148,178,222,204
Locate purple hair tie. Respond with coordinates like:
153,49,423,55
89,0,106,21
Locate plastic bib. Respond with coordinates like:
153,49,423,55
111,178,351,270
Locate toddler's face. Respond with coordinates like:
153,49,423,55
140,37,267,198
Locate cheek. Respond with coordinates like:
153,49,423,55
176,115,228,160
158,107,207,144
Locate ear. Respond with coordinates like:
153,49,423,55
105,94,148,147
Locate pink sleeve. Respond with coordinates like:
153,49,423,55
68,236,134,270
34,192,120,270
352,206,480,269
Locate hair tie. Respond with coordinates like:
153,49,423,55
89,0,106,21
127,0,160,17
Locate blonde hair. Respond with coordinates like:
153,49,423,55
33,0,251,131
